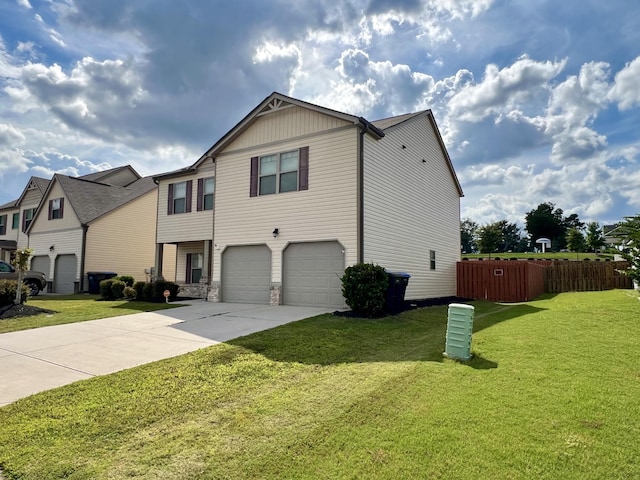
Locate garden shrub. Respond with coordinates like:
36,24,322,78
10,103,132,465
150,280,180,302
142,283,154,302
99,279,115,300
116,275,135,287
123,286,137,299
110,280,126,299
341,263,388,317
0,280,28,307
133,281,145,300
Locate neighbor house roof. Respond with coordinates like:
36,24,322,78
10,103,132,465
0,199,18,210
78,165,140,185
371,111,424,130
13,176,50,207
27,173,156,231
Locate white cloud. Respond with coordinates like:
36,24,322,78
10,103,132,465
0,123,26,145
448,56,566,122
608,56,640,110
16,0,32,9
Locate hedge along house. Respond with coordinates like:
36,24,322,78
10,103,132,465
154,92,463,308
26,166,176,293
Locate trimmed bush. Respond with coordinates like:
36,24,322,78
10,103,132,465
341,263,388,317
142,283,154,302
99,279,115,300
0,280,28,307
123,286,137,299
133,281,145,300
110,280,126,299
116,275,135,287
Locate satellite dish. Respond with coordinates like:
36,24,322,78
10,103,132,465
536,237,551,253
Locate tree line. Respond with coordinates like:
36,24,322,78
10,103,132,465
461,202,608,255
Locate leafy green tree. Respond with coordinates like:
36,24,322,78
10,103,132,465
525,203,583,251
478,223,503,258
11,247,33,304
460,218,479,254
615,215,640,285
566,228,586,259
525,203,565,251
585,221,606,253
495,220,522,253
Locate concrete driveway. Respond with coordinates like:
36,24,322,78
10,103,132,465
0,302,333,406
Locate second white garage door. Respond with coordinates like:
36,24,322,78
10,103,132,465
221,245,271,304
54,254,77,294
282,241,345,308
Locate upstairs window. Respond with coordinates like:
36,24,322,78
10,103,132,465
12,213,19,229
250,146,309,197
430,250,436,270
167,180,192,215
22,208,35,232
197,177,215,211
48,198,64,220
0,215,6,235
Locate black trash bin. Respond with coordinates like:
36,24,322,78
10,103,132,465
87,272,117,294
385,271,411,313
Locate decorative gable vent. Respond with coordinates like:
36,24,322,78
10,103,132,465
256,97,294,117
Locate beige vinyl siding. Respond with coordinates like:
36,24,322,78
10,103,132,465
175,242,206,284
29,182,81,234
156,163,215,244
28,230,83,281
213,123,359,284
17,188,43,248
85,189,176,283
99,168,138,187
0,208,19,242
225,106,352,151
363,115,461,299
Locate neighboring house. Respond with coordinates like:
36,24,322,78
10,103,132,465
0,176,50,262
26,166,175,293
154,92,463,308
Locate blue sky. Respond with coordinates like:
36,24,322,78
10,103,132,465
1,0,639,227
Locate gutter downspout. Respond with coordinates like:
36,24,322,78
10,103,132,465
79,224,88,292
357,124,366,264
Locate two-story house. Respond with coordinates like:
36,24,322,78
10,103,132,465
26,166,175,293
0,176,50,263
154,92,463,308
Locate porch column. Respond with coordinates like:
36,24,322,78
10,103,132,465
153,243,164,281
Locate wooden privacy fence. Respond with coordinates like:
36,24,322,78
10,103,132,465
456,260,546,302
457,260,632,302
544,260,631,293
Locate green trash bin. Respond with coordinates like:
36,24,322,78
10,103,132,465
444,303,475,361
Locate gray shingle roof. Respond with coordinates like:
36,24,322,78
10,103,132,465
0,199,18,210
371,111,425,130
55,175,156,225
32,177,51,193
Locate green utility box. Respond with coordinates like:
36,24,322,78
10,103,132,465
444,303,475,361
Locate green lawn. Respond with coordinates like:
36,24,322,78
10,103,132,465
0,295,184,334
0,290,639,479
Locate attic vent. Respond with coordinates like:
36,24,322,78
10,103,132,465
257,98,294,116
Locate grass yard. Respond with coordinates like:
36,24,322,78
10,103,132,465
0,295,184,334
0,290,638,479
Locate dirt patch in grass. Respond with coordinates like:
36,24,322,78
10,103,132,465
0,303,57,320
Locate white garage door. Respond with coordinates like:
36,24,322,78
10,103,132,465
30,255,50,293
54,254,77,294
222,245,271,304
31,255,49,278
283,241,345,308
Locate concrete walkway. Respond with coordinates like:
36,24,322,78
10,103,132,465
0,302,333,406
